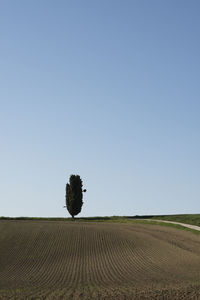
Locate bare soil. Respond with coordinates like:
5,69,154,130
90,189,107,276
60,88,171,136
0,220,200,299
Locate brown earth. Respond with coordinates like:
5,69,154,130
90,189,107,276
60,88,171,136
0,220,200,299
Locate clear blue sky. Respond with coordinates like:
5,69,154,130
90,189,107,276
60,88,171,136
1,0,200,217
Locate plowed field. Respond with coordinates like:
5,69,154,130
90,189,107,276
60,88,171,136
0,220,200,299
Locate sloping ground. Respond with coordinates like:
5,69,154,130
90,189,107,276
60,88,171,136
0,221,200,299
145,219,200,231
152,214,200,227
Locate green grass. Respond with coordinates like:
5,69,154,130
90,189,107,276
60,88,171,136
1,214,200,235
152,214,200,227
1,214,200,225
132,220,200,235
0,216,148,221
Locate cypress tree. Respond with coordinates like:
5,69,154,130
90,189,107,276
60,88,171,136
65,175,86,219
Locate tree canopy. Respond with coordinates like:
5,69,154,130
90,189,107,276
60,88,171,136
65,175,86,219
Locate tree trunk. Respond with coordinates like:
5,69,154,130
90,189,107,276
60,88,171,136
72,215,75,221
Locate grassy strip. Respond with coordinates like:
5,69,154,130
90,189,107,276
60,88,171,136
1,216,200,235
83,218,200,235
0,216,71,221
131,220,200,235
0,216,151,221
152,214,200,227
